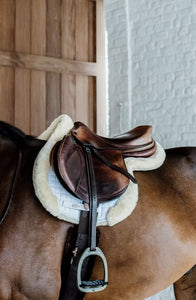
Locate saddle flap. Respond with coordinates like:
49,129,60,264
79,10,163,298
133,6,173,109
50,135,129,203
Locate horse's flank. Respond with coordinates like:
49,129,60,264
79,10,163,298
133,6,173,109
0,128,72,299
0,123,195,299
85,147,196,300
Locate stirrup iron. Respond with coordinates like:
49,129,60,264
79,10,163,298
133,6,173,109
77,247,108,292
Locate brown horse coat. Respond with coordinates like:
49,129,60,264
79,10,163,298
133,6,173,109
85,148,196,300
0,128,195,299
174,265,196,300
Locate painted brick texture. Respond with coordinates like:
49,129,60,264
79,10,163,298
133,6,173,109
104,1,195,299
104,0,131,135
105,0,196,148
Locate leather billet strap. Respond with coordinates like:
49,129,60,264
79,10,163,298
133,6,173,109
60,210,99,300
60,145,102,299
60,210,88,300
0,149,22,225
84,147,98,251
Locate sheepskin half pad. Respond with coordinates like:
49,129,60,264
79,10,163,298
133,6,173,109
33,115,166,226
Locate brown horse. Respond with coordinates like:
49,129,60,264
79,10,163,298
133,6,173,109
174,265,196,300
0,121,195,300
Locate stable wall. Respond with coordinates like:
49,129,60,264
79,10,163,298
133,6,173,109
105,0,196,149
0,0,106,136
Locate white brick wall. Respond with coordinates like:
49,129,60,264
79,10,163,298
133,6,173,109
105,0,196,149
104,1,195,299
104,0,131,134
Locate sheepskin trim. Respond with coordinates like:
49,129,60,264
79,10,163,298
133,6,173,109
33,114,166,227
33,115,74,219
38,114,73,141
107,142,166,226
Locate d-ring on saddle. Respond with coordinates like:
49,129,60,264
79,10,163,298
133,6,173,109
50,122,156,296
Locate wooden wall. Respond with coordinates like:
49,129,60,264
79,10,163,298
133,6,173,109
0,0,106,136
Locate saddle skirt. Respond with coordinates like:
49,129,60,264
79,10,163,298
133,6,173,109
33,115,166,226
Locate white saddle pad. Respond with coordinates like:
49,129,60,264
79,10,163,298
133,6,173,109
48,166,119,226
33,115,166,226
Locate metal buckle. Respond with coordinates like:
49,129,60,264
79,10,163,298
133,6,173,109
77,247,108,293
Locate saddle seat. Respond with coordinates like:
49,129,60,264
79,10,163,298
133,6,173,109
50,122,156,203
72,122,155,157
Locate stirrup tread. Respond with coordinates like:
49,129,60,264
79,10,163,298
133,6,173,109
80,279,108,288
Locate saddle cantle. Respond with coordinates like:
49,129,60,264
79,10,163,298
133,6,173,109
50,122,156,203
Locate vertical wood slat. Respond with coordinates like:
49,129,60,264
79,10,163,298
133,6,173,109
61,0,76,120
88,0,96,63
61,0,76,61
31,0,46,136
0,0,15,124
46,0,61,58
61,74,76,118
46,0,61,127
0,68,15,123
15,0,31,133
88,0,96,130
0,0,15,51
88,77,96,130
75,0,89,124
96,0,107,135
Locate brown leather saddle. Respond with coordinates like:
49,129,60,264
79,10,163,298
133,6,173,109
50,122,156,295
50,122,156,203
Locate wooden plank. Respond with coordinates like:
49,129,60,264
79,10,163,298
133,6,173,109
61,74,76,120
88,76,96,131
61,0,76,121
88,0,96,63
96,0,107,135
0,0,15,51
15,69,31,133
30,71,46,136
15,0,31,54
31,0,46,135
46,72,61,127
61,0,76,60
76,0,89,62
15,0,31,133
75,75,88,123
0,0,15,124
0,50,97,76
31,0,46,56
46,0,61,58
46,0,61,126
75,0,89,124
88,0,96,130
0,67,14,123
